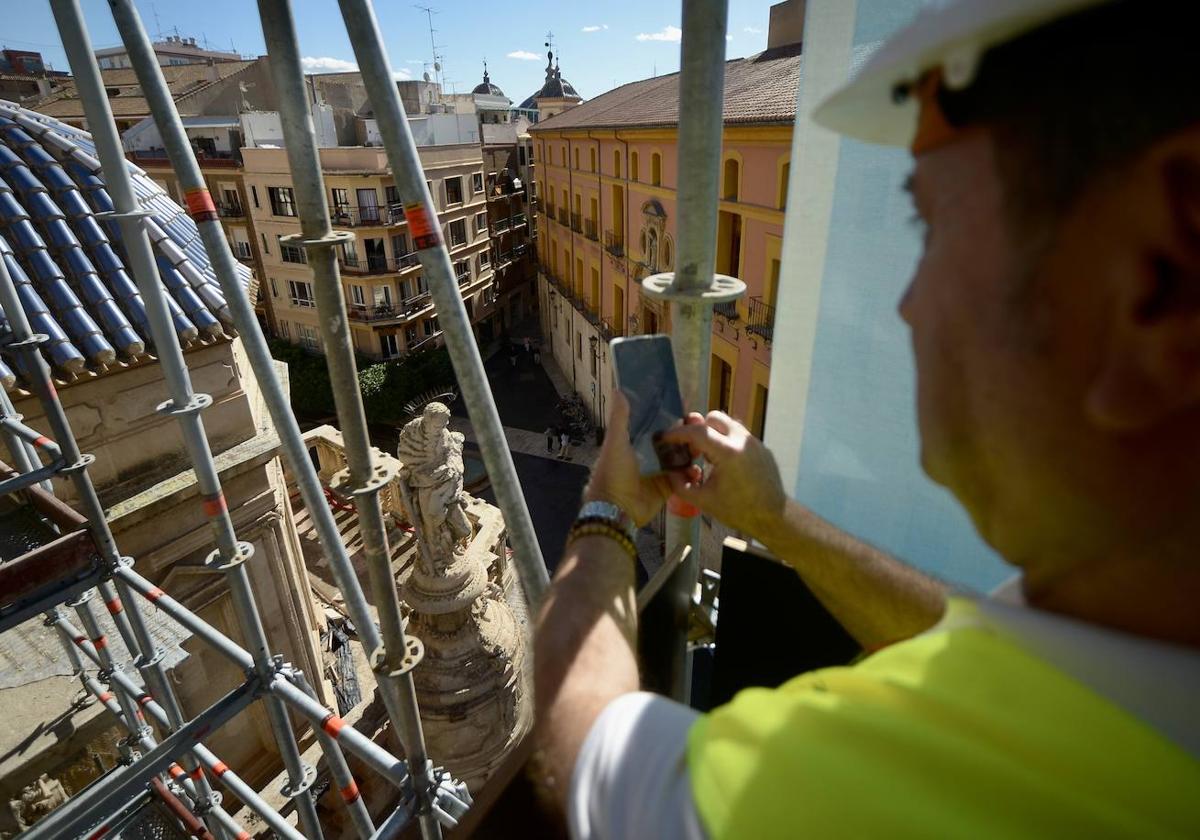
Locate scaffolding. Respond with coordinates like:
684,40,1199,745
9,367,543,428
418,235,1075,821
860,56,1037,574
0,0,731,835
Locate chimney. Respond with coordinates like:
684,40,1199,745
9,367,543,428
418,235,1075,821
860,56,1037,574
766,0,806,49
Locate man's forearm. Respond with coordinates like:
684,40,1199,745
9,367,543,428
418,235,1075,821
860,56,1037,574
534,535,639,808
760,499,947,649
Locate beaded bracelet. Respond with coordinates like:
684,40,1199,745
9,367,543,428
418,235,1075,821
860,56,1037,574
566,520,638,560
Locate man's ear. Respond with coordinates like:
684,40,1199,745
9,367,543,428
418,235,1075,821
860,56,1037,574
1086,148,1200,431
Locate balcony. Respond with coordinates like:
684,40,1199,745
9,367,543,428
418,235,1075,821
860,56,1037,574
511,212,527,228
557,207,569,226
599,317,625,341
604,231,625,258
747,296,775,342
230,241,253,261
339,254,395,275
570,212,582,234
218,202,245,218
493,216,511,233
346,291,433,324
581,301,601,327
330,205,404,227
584,218,598,241
714,300,739,320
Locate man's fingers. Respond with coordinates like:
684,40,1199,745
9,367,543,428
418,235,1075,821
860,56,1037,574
658,422,730,462
609,390,631,438
684,412,706,426
705,411,735,435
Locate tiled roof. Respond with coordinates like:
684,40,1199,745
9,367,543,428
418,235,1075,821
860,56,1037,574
0,99,251,391
531,44,802,132
33,60,256,119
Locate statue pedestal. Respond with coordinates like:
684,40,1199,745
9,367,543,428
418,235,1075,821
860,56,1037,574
400,514,529,789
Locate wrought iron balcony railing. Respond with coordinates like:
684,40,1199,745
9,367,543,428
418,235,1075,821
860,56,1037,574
604,230,625,258
570,212,582,233
714,300,739,320
584,218,598,241
330,204,405,227
747,295,776,342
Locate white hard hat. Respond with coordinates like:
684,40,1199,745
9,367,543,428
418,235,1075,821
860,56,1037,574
812,0,1115,148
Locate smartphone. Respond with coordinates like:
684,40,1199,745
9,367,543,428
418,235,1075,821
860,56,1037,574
611,335,692,476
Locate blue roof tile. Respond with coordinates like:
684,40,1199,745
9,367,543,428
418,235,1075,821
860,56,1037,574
0,99,251,390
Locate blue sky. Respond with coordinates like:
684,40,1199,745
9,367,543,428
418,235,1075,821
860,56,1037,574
7,0,781,101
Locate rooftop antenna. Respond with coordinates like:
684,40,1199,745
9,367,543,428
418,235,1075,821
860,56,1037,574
151,2,162,39
414,5,440,87
202,32,209,50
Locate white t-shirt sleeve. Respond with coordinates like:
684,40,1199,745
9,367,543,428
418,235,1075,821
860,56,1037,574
567,691,708,840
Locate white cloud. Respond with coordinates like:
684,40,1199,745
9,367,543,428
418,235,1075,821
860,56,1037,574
726,35,733,41
507,50,541,60
743,25,763,34
635,25,682,43
393,68,412,80
300,56,358,73
405,59,425,65
581,24,608,33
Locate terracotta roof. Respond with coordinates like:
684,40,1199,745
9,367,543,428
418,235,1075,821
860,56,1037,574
531,44,802,132
0,99,251,390
33,60,256,119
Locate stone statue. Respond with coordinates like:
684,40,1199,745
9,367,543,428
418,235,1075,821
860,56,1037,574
396,402,473,562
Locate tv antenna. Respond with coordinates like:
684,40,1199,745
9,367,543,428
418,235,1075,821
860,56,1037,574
415,5,442,87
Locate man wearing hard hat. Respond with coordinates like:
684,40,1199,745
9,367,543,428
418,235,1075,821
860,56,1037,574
534,0,1200,836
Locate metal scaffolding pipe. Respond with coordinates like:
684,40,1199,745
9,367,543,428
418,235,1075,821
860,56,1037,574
51,613,252,840
72,592,147,735
0,387,51,494
150,777,217,840
639,0,735,702
19,678,260,840
101,1,414,764
52,4,325,833
337,0,549,610
253,4,439,834
290,670,377,839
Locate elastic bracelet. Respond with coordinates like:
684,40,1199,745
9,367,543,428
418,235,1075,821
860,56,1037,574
566,521,637,560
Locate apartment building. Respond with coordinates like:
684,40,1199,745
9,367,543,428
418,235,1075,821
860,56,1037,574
246,143,500,359
530,10,802,435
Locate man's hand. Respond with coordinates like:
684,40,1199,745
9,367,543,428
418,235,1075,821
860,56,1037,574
584,391,671,526
658,411,788,541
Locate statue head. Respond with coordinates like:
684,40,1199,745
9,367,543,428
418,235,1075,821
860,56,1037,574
421,401,452,432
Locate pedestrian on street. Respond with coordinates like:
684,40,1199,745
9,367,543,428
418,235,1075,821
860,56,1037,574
558,430,571,460
533,343,542,364
546,425,556,453
509,343,518,369
524,337,532,353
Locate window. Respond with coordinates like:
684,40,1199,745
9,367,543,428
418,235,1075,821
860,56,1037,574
385,185,400,206
349,284,366,308
405,325,418,345
518,145,527,167
288,280,315,307
381,333,400,358
454,260,470,281
445,176,464,205
577,333,583,360
478,251,490,270
298,323,319,351
391,234,410,260
651,152,662,186
331,188,351,215
260,233,270,254
278,319,289,339
472,172,484,193
423,317,439,336
426,180,435,208
279,237,307,264
270,278,278,298
589,148,596,172
268,186,296,217
778,160,790,209
251,185,259,208
723,158,740,201
373,285,393,308
573,147,580,170
448,219,467,247
631,151,640,182
612,149,621,178
475,211,488,233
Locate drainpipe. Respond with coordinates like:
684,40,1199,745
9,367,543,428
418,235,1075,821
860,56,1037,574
639,0,744,701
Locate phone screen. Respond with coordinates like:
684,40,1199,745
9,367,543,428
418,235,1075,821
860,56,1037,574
611,335,691,476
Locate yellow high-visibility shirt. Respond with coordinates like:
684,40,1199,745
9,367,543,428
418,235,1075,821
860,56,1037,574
688,598,1200,838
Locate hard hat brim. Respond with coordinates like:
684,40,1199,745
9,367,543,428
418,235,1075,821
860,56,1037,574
812,0,1113,148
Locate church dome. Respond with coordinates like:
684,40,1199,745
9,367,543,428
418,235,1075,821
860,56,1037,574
519,49,581,109
472,64,506,98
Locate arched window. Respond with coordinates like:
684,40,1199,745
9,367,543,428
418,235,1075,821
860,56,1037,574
631,151,640,182
723,158,740,201
613,149,622,178
590,147,597,172
663,237,672,269
651,152,662,186
573,147,580,170
778,159,791,209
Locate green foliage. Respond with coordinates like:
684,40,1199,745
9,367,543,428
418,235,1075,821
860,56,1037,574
268,339,455,424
